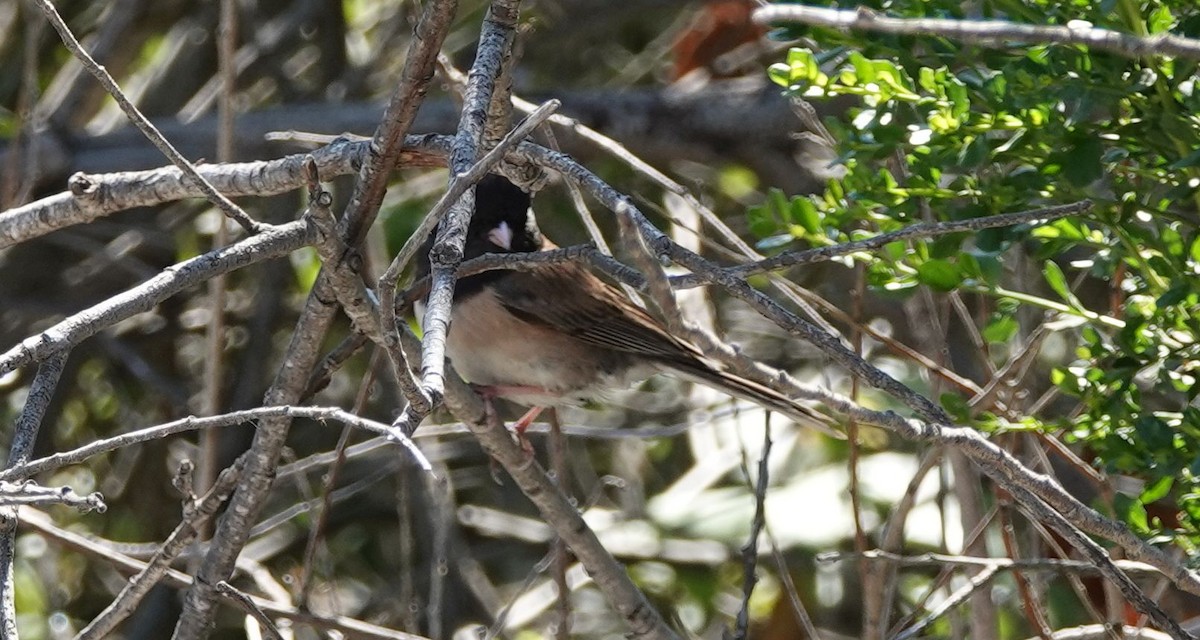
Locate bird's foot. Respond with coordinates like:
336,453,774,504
511,406,545,455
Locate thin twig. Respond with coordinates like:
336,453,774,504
764,524,821,639
871,449,943,633
548,409,572,640
198,0,240,498
848,258,876,637
670,201,1092,289
19,508,429,640
819,549,1172,576
457,399,677,639
297,350,382,605
0,482,104,511
733,419,772,640
892,565,1001,640
1002,483,1193,640
2,405,397,481
77,460,244,639
999,492,1057,640
215,581,285,640
32,0,264,234
1,3,44,209
0,351,68,638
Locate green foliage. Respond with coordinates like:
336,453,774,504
765,0,1200,546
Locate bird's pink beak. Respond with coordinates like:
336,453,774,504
487,221,513,250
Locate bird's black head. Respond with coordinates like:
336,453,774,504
414,174,540,298
463,174,540,260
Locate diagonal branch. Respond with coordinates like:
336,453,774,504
498,142,1200,617
0,220,314,377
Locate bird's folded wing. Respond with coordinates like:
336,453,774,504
491,264,700,362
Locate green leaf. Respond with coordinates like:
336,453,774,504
746,203,778,238
916,259,963,291
848,52,874,84
1157,282,1192,308
1149,5,1175,34
982,315,1019,344
1141,475,1174,504
789,197,822,234
1135,415,1174,451
1115,492,1150,533
940,392,971,421
767,63,791,88
1042,261,1081,308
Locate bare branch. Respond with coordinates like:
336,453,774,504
0,482,105,512
32,0,264,234
821,549,1172,576
460,408,677,640
670,200,1093,289
893,564,1000,640
0,219,314,377
1004,483,1193,640
733,421,772,640
0,139,362,249
753,5,1200,61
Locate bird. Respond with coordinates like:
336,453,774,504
414,173,827,436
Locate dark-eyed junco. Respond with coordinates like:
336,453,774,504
415,174,825,433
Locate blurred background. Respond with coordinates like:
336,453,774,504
6,0,1195,638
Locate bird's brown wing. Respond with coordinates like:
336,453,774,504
489,262,836,434
489,262,702,363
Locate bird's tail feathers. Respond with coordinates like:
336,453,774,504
664,363,842,438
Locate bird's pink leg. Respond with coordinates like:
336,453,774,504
512,406,545,436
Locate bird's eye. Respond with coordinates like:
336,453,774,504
487,221,514,250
